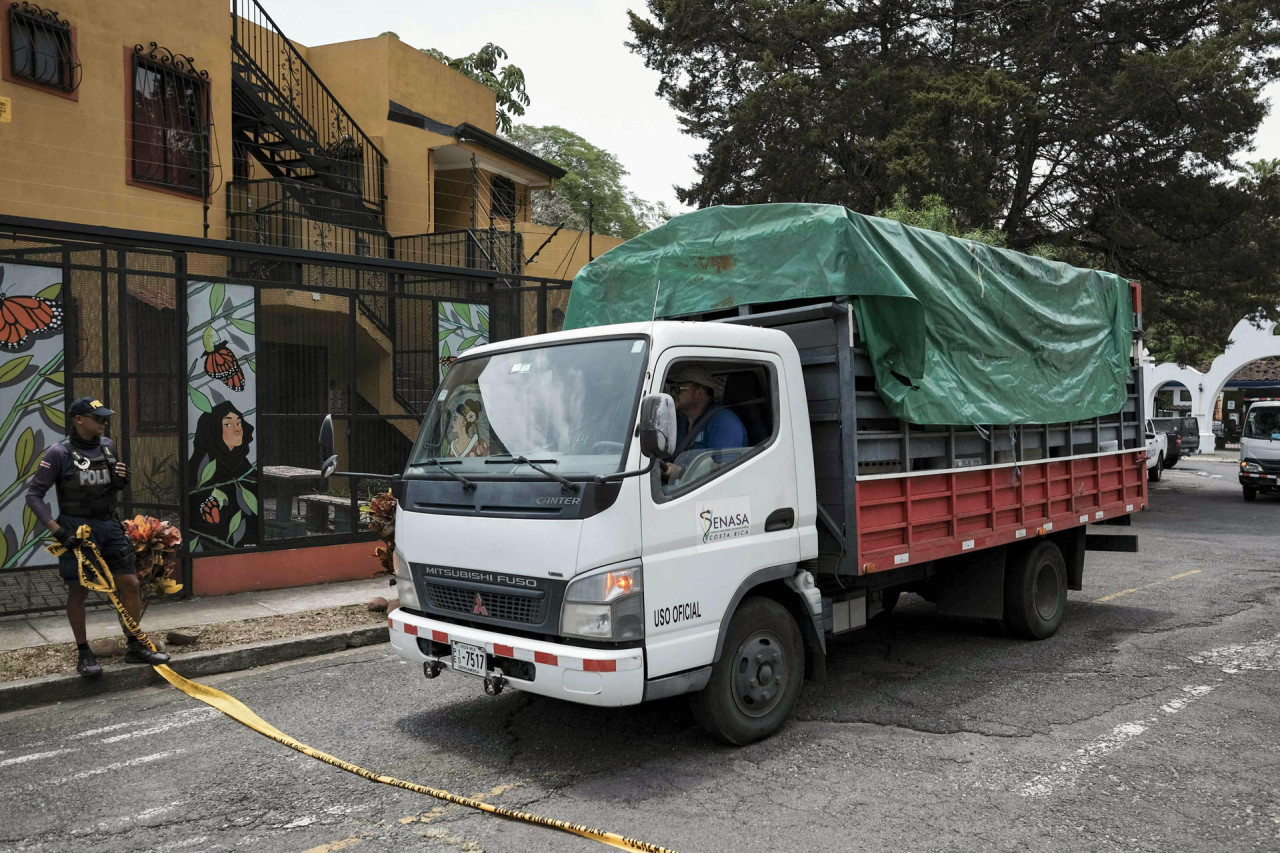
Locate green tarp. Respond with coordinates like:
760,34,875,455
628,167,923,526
564,204,1133,426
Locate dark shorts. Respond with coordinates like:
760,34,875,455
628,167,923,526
57,515,136,586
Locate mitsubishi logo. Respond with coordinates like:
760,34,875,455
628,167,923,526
472,593,489,617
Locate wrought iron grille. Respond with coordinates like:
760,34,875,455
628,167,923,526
130,43,211,197
7,2,79,92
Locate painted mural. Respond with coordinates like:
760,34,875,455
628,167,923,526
186,281,258,552
0,263,65,568
437,300,489,381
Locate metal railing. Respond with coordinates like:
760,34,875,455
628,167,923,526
394,229,524,276
230,0,386,218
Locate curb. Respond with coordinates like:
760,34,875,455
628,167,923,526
0,625,389,713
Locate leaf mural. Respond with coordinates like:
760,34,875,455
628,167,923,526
22,504,37,542
229,510,243,538
238,483,258,516
46,371,64,386
479,312,489,334
454,302,472,327
441,340,451,359
15,426,33,474
198,458,216,487
0,356,32,386
189,386,212,414
212,487,228,506
229,317,256,335
42,404,64,428
0,531,8,567
35,282,61,300
210,282,226,317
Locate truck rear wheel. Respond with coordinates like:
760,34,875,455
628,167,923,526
690,596,803,745
1004,541,1067,640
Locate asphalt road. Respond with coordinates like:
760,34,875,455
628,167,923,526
1,456,1277,853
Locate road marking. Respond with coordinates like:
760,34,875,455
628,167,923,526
100,708,218,743
1018,685,1215,797
154,836,209,851
1188,633,1280,674
70,721,134,739
301,838,362,853
0,747,77,768
1095,569,1201,603
13,749,185,791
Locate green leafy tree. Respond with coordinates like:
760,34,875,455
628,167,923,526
629,0,1280,363
421,43,529,134
507,125,670,239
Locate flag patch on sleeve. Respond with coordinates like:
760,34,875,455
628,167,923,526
39,460,51,469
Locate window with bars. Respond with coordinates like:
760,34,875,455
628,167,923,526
7,2,79,92
130,45,209,197
491,175,516,222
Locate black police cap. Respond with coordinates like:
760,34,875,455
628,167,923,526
68,396,115,418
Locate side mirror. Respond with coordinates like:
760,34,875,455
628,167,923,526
638,393,677,461
319,414,338,479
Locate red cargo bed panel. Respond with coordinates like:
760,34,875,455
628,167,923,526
854,450,1147,573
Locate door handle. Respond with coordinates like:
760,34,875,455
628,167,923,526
765,508,795,532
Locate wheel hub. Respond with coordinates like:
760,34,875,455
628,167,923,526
1033,560,1061,620
732,633,787,718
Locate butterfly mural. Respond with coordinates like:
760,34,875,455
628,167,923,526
203,341,245,392
0,293,62,352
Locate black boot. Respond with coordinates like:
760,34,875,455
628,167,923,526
124,639,170,665
76,648,103,679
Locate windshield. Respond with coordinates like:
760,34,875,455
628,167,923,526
1243,406,1280,439
409,336,649,476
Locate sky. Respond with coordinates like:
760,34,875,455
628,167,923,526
264,0,702,213
266,0,1280,213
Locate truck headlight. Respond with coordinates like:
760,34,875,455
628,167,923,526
393,548,420,611
562,564,644,642
1241,460,1264,474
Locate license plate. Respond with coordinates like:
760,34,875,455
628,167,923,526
450,641,487,677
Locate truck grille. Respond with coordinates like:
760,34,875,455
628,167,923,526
423,582,547,624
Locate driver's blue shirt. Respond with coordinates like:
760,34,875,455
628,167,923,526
677,405,747,455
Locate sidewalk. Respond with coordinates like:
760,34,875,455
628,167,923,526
0,576,392,653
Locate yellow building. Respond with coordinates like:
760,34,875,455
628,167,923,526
0,0,622,276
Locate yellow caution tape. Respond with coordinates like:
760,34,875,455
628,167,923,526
47,529,676,853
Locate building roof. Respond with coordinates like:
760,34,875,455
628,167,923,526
387,102,566,180
1200,356,1280,382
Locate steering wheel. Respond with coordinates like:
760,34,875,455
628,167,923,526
671,450,719,489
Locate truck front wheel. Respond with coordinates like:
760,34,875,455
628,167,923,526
691,596,804,745
1004,541,1067,640
1148,453,1163,482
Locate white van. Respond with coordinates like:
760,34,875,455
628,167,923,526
1238,400,1280,501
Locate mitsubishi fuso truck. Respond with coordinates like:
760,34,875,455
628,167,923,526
329,204,1148,745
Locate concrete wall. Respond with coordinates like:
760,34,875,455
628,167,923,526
0,0,232,237
519,223,626,281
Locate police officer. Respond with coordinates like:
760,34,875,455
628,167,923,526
25,397,170,677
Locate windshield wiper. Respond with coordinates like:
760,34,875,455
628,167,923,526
485,455,579,493
411,458,475,491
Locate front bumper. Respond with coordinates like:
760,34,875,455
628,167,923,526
388,608,645,707
1239,471,1279,489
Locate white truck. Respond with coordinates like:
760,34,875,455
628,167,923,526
323,207,1149,744
1238,400,1280,501
1145,418,1168,482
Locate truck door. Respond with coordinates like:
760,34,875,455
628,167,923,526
641,348,800,679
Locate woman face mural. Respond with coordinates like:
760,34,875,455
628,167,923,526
222,411,244,451
188,400,258,549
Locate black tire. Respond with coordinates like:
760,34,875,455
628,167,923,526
690,597,804,745
1243,486,1257,502
1003,540,1067,640
1148,452,1163,482
876,588,901,618
1164,456,1178,468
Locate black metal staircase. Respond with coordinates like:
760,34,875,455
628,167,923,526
229,0,386,235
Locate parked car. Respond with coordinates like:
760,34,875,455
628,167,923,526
1151,415,1199,464
1145,418,1167,482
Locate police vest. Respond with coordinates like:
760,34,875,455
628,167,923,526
55,440,118,518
